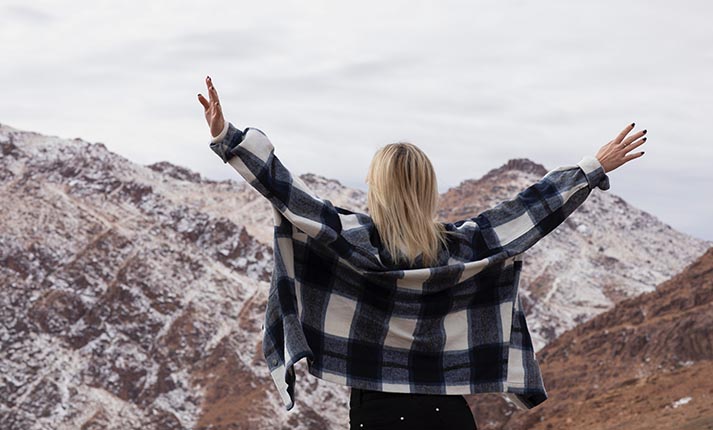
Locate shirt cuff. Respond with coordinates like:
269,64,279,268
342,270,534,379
576,155,610,191
209,122,247,163
211,120,230,143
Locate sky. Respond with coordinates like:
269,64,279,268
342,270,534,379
2,0,712,242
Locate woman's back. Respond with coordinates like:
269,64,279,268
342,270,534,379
348,226,479,430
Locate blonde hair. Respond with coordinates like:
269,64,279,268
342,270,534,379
365,141,455,267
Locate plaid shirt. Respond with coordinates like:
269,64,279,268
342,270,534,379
209,121,610,411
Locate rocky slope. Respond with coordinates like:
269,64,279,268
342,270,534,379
0,122,710,429
485,246,713,430
1,123,305,429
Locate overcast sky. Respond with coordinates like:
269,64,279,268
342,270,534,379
2,0,712,242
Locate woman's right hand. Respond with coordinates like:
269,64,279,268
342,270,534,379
595,122,647,173
197,75,226,138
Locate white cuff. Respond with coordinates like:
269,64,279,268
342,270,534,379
211,120,230,143
577,155,601,172
576,155,610,190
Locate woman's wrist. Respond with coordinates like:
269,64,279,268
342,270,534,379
211,119,230,143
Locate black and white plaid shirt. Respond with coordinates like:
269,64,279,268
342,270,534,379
210,121,610,411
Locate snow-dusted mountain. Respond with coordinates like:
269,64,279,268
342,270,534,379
1,122,710,429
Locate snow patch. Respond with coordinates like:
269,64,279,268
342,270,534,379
671,396,692,408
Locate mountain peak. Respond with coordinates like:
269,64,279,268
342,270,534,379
483,157,548,179
298,172,350,193
147,161,203,183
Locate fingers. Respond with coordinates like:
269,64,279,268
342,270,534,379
621,129,647,147
198,75,222,114
621,133,647,163
206,75,220,106
197,93,209,110
626,135,647,149
613,122,636,145
622,150,645,163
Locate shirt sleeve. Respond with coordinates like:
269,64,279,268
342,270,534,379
209,121,343,244
452,156,610,260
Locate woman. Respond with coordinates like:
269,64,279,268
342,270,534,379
198,75,647,429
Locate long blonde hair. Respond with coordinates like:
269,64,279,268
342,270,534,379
365,141,455,267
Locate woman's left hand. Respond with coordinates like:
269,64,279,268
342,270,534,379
197,75,225,138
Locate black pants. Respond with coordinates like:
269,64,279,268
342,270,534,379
349,387,478,429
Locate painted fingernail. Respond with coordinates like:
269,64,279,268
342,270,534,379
642,129,647,134
643,137,647,141
631,122,635,127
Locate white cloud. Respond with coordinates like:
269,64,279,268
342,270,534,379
1,0,711,241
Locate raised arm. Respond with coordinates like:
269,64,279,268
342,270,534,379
452,156,609,260
197,76,343,244
209,121,343,244
453,122,648,260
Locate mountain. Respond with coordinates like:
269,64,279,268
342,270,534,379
486,246,713,430
0,123,306,429
0,122,710,429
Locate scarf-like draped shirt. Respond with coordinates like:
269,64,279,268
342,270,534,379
209,121,610,411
